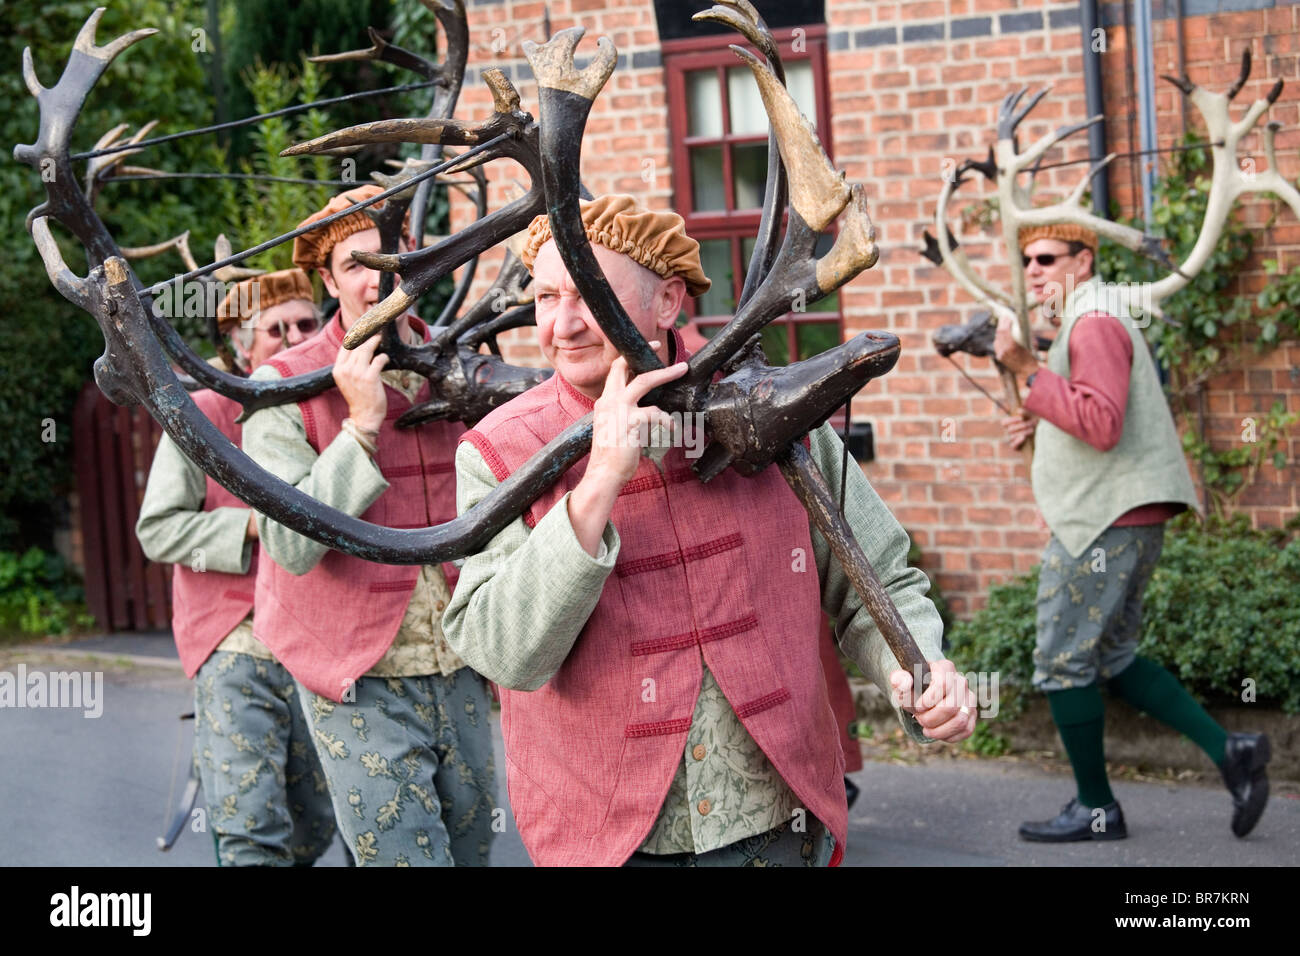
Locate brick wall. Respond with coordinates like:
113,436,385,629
443,0,1300,617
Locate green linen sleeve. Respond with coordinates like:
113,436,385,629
240,363,392,576
440,441,620,691
135,430,253,575
806,422,946,743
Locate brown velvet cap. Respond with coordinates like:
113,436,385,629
216,268,315,333
1018,223,1099,255
291,184,410,274
520,194,711,296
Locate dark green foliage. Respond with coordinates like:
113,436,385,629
946,563,1039,719
3,1,217,550
1138,514,1300,715
947,515,1300,718
0,548,94,640
1097,133,1300,513
5,1,453,553
213,58,336,272
222,0,394,157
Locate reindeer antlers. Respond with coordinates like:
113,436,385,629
281,68,544,351
928,49,1298,338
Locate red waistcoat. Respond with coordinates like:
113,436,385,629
462,361,848,866
171,388,259,678
253,313,465,702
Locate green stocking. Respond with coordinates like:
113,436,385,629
1047,685,1114,808
1107,656,1227,765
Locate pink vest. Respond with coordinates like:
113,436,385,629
253,313,465,702
463,356,848,866
171,388,259,678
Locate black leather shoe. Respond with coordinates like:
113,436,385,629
1220,732,1270,837
1018,797,1127,842
844,776,860,811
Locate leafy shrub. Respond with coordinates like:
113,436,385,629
1097,133,1300,514
0,549,94,640
947,515,1300,716
946,564,1039,719
3,1,216,550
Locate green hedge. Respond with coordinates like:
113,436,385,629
947,515,1300,717
0,548,94,641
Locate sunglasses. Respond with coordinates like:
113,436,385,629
254,317,320,339
1021,252,1074,268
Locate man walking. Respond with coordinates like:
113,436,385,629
995,223,1271,841
242,185,496,867
444,195,976,867
137,269,337,865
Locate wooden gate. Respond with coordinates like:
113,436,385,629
73,382,172,631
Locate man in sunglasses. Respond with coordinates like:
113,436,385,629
994,224,1271,843
137,268,339,865
241,185,497,867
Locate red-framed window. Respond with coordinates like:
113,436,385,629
663,25,841,367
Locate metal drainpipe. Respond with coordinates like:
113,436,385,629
1080,0,1111,219
1133,0,1160,225
1174,0,1189,132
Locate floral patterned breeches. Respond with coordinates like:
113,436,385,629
294,667,497,867
1033,524,1165,692
194,651,338,866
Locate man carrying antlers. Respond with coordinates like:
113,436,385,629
443,195,976,867
137,269,337,866
242,186,496,867
995,223,1272,842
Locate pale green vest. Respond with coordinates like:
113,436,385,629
1030,277,1201,557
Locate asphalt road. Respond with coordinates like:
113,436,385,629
1,639,1295,867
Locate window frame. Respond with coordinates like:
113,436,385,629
662,25,839,366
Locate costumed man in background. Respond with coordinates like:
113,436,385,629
242,185,496,867
443,195,976,867
995,223,1271,841
137,268,338,865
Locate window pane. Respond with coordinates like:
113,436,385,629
786,60,816,126
761,324,790,365
726,61,816,133
740,235,757,292
806,289,840,313
731,142,768,210
690,146,726,212
796,321,841,360
687,70,723,138
696,238,735,317
727,66,768,135
809,233,838,311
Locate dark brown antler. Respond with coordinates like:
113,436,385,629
283,69,546,349
523,17,929,679
15,7,561,565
